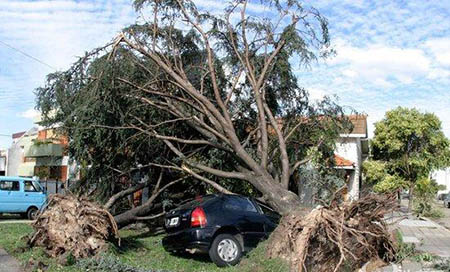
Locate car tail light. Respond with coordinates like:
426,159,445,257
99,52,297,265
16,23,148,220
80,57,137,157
191,207,207,228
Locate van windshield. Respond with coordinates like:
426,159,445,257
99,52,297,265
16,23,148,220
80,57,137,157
33,181,43,192
24,180,43,192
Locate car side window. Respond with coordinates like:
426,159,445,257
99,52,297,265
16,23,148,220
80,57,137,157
257,203,280,219
24,181,38,192
0,181,20,191
224,197,258,213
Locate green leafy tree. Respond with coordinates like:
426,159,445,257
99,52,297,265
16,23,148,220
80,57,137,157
363,160,407,193
367,107,450,211
414,177,445,217
36,47,210,227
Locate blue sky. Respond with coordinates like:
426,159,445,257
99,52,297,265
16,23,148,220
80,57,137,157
0,0,449,149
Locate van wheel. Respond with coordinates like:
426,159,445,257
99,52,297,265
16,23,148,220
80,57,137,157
27,207,38,220
209,234,242,267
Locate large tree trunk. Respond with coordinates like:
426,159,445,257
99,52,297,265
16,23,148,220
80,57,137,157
248,175,303,215
114,202,161,229
114,192,186,228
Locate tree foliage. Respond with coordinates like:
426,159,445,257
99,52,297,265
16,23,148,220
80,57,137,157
414,177,445,217
36,0,351,217
363,160,406,193
364,107,450,207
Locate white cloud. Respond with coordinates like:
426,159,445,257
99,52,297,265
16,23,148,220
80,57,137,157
308,87,328,101
332,43,431,87
0,0,137,150
18,108,40,120
0,1,98,12
424,38,450,67
193,0,268,13
428,68,450,80
373,78,394,89
341,69,356,78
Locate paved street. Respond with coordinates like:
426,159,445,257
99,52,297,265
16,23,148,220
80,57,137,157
0,248,22,272
0,214,33,224
434,201,450,231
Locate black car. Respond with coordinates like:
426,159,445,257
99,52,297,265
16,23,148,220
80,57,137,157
162,194,280,266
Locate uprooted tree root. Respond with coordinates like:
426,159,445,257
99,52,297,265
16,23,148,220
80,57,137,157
27,194,120,261
266,193,398,272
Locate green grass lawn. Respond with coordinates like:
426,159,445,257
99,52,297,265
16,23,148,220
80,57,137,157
0,223,287,272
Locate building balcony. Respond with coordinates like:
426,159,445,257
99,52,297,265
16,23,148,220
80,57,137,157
25,143,63,158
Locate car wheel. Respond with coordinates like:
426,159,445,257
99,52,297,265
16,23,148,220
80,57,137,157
209,234,242,267
27,207,38,220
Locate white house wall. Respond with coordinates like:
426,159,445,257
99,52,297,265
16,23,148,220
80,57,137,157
0,156,6,172
335,138,359,165
431,168,450,194
335,137,362,200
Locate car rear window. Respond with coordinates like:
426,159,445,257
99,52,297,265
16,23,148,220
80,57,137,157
224,197,258,213
176,195,215,210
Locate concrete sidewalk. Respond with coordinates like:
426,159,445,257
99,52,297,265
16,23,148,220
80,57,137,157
0,248,22,272
0,220,33,224
397,217,450,258
373,210,450,272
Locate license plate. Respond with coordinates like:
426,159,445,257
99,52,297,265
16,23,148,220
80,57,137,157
167,217,179,226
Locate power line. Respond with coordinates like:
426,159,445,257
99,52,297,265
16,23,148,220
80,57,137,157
0,39,57,71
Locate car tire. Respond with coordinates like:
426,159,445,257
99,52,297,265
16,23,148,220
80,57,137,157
209,234,242,267
27,207,38,220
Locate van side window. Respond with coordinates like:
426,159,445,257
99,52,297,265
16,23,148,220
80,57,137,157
24,181,38,192
0,181,20,191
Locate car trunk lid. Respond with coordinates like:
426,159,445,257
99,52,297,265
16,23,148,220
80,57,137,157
164,195,213,233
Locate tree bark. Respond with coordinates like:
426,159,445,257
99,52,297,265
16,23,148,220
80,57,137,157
104,181,150,210
114,202,161,229
114,192,185,228
248,175,302,215
408,183,414,213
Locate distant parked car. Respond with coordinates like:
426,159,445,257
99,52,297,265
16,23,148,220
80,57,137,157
438,193,449,201
0,176,47,219
162,194,280,267
444,195,450,208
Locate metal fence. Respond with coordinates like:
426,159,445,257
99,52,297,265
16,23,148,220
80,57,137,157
39,180,67,195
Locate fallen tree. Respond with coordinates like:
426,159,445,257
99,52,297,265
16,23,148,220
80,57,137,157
28,194,119,261
33,0,399,270
267,193,398,272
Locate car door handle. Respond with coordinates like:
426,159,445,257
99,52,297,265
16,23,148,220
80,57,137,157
25,194,29,196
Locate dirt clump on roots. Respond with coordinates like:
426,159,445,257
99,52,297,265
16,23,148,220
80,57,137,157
27,194,120,261
266,193,398,272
